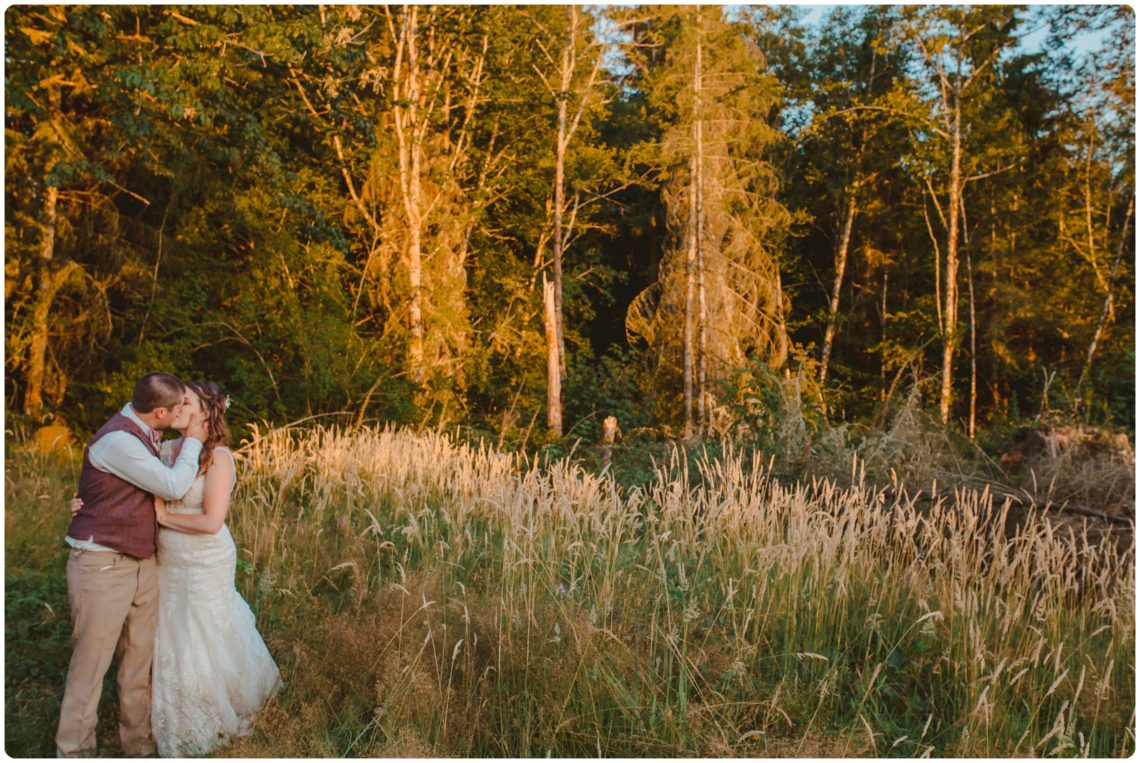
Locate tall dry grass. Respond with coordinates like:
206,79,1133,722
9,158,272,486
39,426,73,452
4,425,1133,756
216,424,1134,757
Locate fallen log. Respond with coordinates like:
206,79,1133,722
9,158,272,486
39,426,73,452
878,485,1133,527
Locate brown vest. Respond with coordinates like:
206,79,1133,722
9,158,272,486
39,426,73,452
68,412,161,559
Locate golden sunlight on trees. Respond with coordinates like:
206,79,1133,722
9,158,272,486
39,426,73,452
3,5,1133,437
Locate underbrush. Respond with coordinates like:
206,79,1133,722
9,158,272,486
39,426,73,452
5,425,1135,757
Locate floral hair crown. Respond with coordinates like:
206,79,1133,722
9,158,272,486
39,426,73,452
203,388,231,411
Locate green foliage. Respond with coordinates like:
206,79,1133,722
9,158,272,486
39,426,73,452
2,4,1133,441
1089,346,1136,428
720,355,828,467
4,446,82,757
5,570,72,756
564,345,653,443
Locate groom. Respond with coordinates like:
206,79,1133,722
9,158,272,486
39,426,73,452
56,372,208,758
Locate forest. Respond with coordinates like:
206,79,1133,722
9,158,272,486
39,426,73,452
6,4,1134,446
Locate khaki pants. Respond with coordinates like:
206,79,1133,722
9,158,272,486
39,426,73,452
55,549,158,758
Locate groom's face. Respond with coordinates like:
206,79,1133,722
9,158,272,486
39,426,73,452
150,389,191,431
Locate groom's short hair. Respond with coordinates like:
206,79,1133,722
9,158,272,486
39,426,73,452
132,372,186,414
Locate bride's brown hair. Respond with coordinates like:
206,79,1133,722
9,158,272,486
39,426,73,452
187,380,231,475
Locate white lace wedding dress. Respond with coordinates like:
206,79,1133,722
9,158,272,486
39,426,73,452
152,446,281,757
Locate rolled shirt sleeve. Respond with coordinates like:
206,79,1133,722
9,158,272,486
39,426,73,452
88,433,204,500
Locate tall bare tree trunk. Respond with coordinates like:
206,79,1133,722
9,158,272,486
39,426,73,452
25,83,63,417
1077,194,1134,397
683,9,703,438
879,269,889,401
545,7,574,433
939,88,962,425
694,10,707,435
543,274,563,435
546,98,567,430
966,247,977,440
25,181,60,416
552,88,567,375
1082,129,1111,295
819,199,857,386
539,5,603,433
773,265,789,373
683,152,696,438
393,7,426,387
551,7,579,380
1000,194,1019,419
988,193,999,420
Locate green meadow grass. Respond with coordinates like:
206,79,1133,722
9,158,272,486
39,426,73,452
5,426,1134,757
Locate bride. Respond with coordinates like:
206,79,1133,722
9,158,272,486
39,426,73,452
72,381,280,756
151,380,281,756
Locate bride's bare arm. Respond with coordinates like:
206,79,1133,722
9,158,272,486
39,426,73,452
155,450,235,535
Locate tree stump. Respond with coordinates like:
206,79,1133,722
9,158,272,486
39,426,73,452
601,415,620,471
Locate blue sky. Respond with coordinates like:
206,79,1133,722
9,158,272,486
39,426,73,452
796,4,1120,61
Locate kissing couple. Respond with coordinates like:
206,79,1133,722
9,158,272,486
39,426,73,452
56,372,281,757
